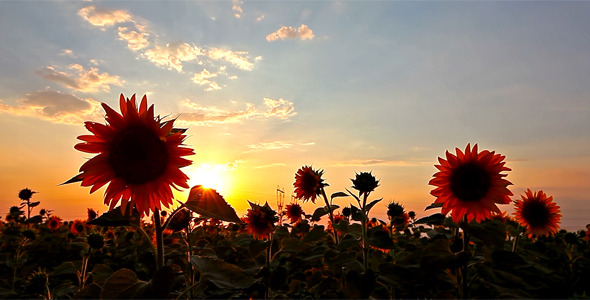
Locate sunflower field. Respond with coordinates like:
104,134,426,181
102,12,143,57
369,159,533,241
1,94,589,299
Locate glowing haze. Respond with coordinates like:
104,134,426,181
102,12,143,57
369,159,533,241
1,1,589,230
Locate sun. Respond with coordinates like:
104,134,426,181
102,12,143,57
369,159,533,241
186,163,231,196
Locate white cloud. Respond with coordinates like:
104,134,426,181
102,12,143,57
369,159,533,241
78,5,132,28
117,26,149,51
332,159,429,167
191,69,221,91
206,48,255,71
245,141,314,153
266,24,315,42
0,90,102,125
254,163,286,169
232,0,243,19
36,64,123,92
178,97,297,126
143,42,202,72
256,15,265,22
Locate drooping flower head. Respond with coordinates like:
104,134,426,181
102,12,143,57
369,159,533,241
293,166,327,203
87,208,98,221
429,143,513,223
70,219,86,235
46,216,62,231
285,203,304,223
167,208,192,231
245,202,278,240
351,172,380,196
73,94,194,217
514,189,561,237
387,202,409,230
18,188,36,201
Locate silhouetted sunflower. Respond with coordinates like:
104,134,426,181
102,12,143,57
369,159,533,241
514,189,561,237
351,172,379,195
245,202,278,240
46,216,62,231
429,143,513,223
293,166,326,203
73,94,194,217
70,219,86,235
285,203,304,223
18,188,36,201
168,208,192,231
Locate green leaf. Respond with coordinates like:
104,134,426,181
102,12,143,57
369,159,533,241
350,204,365,222
331,192,349,200
462,219,506,250
52,261,79,276
302,225,327,244
25,215,43,224
190,255,256,290
87,206,140,227
100,268,148,299
424,202,443,210
365,198,383,212
414,213,445,226
184,185,241,223
310,205,339,222
89,264,114,286
367,227,395,249
28,201,40,207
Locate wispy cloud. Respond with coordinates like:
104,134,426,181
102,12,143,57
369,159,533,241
232,0,243,19
178,97,297,126
192,69,221,91
143,42,202,72
117,26,149,51
245,141,314,153
206,48,255,71
266,24,315,42
0,90,102,125
332,159,429,167
254,163,287,169
78,5,132,28
36,64,123,92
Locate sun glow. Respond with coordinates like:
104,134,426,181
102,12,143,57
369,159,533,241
186,163,232,197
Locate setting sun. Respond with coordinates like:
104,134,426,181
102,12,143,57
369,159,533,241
186,163,232,197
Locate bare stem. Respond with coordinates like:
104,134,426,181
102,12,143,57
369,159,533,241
154,208,164,270
320,188,339,246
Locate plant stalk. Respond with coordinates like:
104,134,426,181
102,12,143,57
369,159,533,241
154,208,164,270
320,188,339,246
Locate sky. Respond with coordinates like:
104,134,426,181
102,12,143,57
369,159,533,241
0,1,589,231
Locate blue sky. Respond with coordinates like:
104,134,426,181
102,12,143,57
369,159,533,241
0,1,589,230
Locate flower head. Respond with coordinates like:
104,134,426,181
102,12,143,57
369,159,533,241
18,188,36,201
514,189,561,237
293,166,326,203
429,143,513,223
87,208,98,221
285,203,304,223
46,216,62,231
73,94,194,217
245,202,278,240
168,208,192,231
87,233,105,249
351,172,379,195
387,202,409,230
70,219,86,235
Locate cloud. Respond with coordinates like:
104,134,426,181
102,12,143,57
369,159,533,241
0,90,102,125
266,24,315,42
78,5,132,28
178,97,297,126
245,141,314,153
263,97,296,119
36,64,123,92
256,15,265,22
117,26,149,51
232,0,243,19
192,69,221,91
332,159,429,167
206,48,255,71
143,42,202,72
254,163,287,169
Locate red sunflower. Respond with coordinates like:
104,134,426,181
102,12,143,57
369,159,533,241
47,216,62,231
429,143,513,223
514,189,561,237
70,219,86,235
293,166,326,203
285,203,304,223
245,202,278,240
73,94,194,217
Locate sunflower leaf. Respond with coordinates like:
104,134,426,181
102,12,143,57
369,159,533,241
331,192,349,200
365,198,383,212
60,173,84,185
414,213,445,226
87,206,140,227
424,202,443,210
185,185,241,223
190,255,257,290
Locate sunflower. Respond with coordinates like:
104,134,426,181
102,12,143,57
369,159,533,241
245,202,278,240
70,219,86,235
18,188,36,201
73,94,194,217
293,166,326,203
351,172,380,196
285,203,304,223
429,143,513,223
514,189,561,237
46,216,62,231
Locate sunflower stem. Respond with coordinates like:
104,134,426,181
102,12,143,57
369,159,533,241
461,216,470,299
361,192,369,272
154,208,164,270
320,187,339,246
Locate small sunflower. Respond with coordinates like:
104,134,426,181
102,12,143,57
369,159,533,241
73,94,194,217
46,216,62,231
293,166,326,203
70,219,86,235
245,202,278,240
18,188,36,201
87,208,98,221
167,208,192,231
429,143,513,223
285,203,304,223
351,171,379,196
514,189,561,237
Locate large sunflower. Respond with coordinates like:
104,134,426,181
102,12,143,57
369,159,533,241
293,166,326,203
429,143,513,223
74,94,194,216
514,189,561,237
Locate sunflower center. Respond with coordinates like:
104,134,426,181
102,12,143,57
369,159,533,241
522,200,550,228
109,125,169,184
449,162,491,202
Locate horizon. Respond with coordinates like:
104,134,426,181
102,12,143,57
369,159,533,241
1,1,589,231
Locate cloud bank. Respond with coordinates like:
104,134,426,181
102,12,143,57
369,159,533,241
266,25,315,42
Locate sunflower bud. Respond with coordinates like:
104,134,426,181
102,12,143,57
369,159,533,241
18,188,36,201
351,172,379,195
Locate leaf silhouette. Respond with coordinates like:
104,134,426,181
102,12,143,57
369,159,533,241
190,255,256,290
184,185,241,223
87,206,140,227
